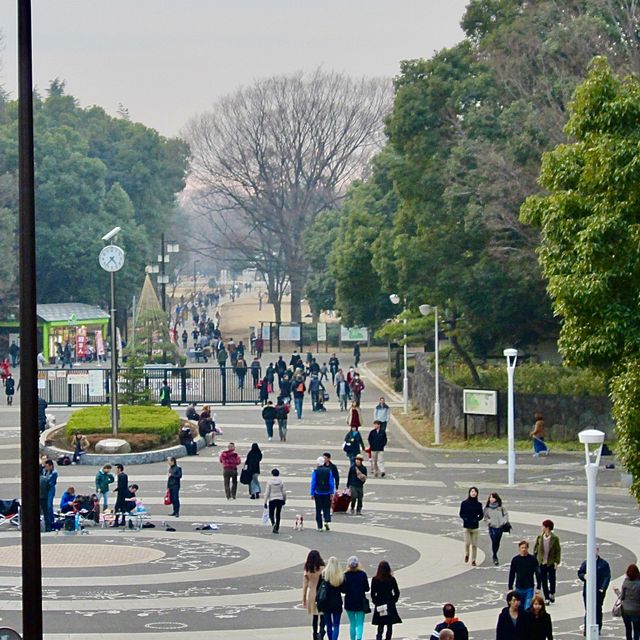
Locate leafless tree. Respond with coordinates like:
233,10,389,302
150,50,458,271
186,68,391,323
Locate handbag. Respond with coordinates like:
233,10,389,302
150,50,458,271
261,506,270,525
375,604,388,617
362,596,371,614
240,466,251,485
163,490,172,505
355,468,367,484
501,521,512,533
612,596,623,617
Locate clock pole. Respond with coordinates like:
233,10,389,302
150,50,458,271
109,268,119,437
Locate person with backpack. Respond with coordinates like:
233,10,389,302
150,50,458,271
293,375,306,420
167,456,182,518
311,456,335,531
316,556,346,640
343,424,365,466
262,400,277,441
275,397,290,442
159,381,172,408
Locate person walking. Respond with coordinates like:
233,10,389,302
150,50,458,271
159,380,172,408
527,594,553,640
343,556,370,640
533,519,561,604
368,421,387,478
483,492,510,565
311,456,335,531
371,560,402,640
293,374,306,419
349,373,365,407
616,563,640,640
347,401,362,430
235,356,247,389
95,464,115,509
329,354,340,383
530,412,549,456
324,452,340,490
262,401,277,441
509,540,542,611
459,486,484,566
337,374,349,412
219,442,242,500
343,424,364,467
496,591,530,640
112,463,129,527
578,547,611,634
263,468,287,534
373,398,390,433
167,456,182,518
347,454,368,515
353,343,361,367
317,557,345,640
244,443,262,499
4,374,15,405
275,397,290,442
303,550,326,640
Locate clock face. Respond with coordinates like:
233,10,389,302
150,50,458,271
99,245,125,272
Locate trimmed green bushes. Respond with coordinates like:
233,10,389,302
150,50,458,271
66,406,180,443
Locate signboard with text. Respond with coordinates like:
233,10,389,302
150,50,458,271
463,389,498,416
340,326,368,342
279,324,301,341
317,322,327,342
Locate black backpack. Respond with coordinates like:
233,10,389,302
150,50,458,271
314,467,330,493
315,578,329,612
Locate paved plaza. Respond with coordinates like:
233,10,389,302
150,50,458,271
0,356,638,639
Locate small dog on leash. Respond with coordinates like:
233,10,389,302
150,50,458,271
294,515,304,531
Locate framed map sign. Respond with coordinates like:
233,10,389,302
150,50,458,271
463,389,498,416
340,326,368,342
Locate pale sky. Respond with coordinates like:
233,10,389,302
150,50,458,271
0,1,469,138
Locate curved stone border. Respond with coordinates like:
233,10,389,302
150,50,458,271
39,420,205,465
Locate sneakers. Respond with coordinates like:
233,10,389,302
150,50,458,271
549,594,555,603
317,527,323,532
381,472,386,478
324,523,330,531
493,557,499,566
464,555,469,563
471,560,476,567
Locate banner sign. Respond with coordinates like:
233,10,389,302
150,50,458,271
95,330,105,357
88,370,104,397
463,389,498,416
340,326,368,342
317,322,327,342
76,326,87,360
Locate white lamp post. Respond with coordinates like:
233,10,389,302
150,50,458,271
389,294,408,414
579,428,605,640
503,348,518,486
419,304,440,445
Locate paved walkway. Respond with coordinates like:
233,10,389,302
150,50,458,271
0,352,638,639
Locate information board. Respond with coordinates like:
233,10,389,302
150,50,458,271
463,389,498,416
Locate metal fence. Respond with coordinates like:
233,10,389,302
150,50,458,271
37,366,262,406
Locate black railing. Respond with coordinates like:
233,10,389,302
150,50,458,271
38,366,261,406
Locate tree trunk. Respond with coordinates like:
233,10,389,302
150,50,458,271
449,335,481,386
273,297,282,324
289,271,305,324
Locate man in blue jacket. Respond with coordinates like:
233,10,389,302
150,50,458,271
310,456,335,531
578,547,611,633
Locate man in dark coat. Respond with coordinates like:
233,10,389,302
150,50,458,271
112,464,129,527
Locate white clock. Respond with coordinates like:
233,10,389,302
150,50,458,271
99,245,125,272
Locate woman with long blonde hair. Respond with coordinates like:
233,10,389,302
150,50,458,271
318,556,346,640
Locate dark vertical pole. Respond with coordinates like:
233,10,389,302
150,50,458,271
160,233,166,312
18,1,44,638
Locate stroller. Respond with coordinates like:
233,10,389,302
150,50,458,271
0,499,20,528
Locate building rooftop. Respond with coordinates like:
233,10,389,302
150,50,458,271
36,303,110,323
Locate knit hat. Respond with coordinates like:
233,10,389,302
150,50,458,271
316,456,326,466
347,556,359,568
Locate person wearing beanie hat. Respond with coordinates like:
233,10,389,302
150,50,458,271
310,455,335,531
347,454,368,515
343,554,370,640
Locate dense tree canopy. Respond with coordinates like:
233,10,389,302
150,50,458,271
0,80,189,318
521,57,640,503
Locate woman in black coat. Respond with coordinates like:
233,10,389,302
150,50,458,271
496,591,531,640
371,561,402,640
244,443,262,499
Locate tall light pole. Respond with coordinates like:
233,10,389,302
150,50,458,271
503,348,518,485
390,294,408,414
157,234,179,312
579,428,605,640
99,227,125,437
419,304,440,445
193,259,201,296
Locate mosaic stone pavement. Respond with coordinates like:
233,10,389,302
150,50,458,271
0,355,637,639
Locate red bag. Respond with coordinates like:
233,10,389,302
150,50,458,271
163,490,172,505
332,490,351,513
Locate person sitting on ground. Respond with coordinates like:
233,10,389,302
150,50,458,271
430,603,469,640
60,486,77,513
186,402,200,421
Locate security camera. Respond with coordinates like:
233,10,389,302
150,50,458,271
101,227,122,242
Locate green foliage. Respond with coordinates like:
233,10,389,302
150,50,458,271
447,362,606,396
133,308,179,363
120,352,152,405
66,405,180,442
520,57,640,502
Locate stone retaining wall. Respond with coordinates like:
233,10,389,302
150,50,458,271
411,354,614,440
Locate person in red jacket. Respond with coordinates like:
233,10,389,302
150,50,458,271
219,442,242,500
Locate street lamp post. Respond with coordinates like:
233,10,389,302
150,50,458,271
419,304,440,445
193,259,201,296
579,428,605,640
503,348,518,486
157,234,179,312
389,294,408,414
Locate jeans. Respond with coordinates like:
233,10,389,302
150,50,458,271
311,391,319,409
223,469,238,499
268,499,284,530
47,488,55,528
264,419,274,438
40,497,51,531
98,491,108,509
582,589,606,630
516,587,534,611
277,419,287,441
250,473,261,496
314,494,332,529
169,485,180,515
346,610,365,640
489,526,503,560
340,394,348,411
349,486,363,513
540,563,556,599
294,396,303,419
325,611,341,640
624,615,640,640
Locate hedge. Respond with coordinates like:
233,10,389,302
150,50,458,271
66,406,181,442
